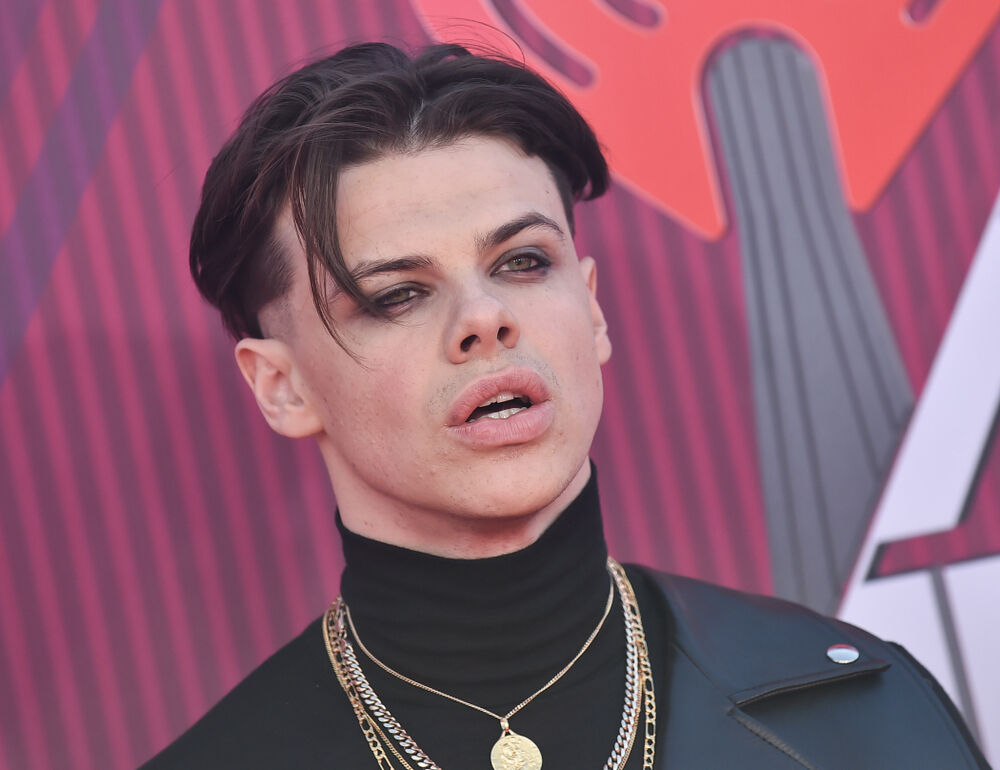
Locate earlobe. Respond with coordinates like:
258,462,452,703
234,338,323,438
579,257,612,364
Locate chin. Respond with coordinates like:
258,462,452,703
447,451,590,520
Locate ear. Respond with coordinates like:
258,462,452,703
579,256,611,364
234,338,323,438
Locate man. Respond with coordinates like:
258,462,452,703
144,42,989,768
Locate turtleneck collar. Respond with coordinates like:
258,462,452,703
337,466,613,701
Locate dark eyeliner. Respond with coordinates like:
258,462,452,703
493,249,551,275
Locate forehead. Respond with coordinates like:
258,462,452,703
334,136,569,263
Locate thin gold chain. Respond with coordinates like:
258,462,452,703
344,571,614,723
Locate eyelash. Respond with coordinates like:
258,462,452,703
367,250,552,315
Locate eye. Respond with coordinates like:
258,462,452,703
371,284,424,312
496,250,551,275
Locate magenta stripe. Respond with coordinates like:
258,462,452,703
598,192,698,572
589,200,677,570
246,412,315,624
925,111,978,289
898,159,954,371
961,69,1000,192
101,2,241,692
96,182,235,716
376,0,431,43
69,180,198,732
0,1,42,98
59,205,179,747
595,380,658,566
0,14,48,232
651,206,753,586
105,145,241,686
0,397,53,770
296,438,344,593
633,203,726,580
75,173,207,723
3,367,93,766
932,105,979,269
191,2,251,126
969,36,1000,178
953,50,1000,208
322,0,361,43
30,273,133,769
275,0,312,64
861,188,921,389
578,209,661,567
634,197,731,579
234,1,282,91
0,535,51,770
355,0,390,36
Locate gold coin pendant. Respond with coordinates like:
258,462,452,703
490,730,543,770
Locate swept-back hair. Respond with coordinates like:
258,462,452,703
190,42,610,342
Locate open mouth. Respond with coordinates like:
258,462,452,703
465,392,533,423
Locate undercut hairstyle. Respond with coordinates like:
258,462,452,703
190,42,610,343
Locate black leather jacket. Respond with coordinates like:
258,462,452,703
648,569,990,768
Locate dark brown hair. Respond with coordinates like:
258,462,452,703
190,42,609,342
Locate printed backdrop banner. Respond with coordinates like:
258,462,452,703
1,1,998,767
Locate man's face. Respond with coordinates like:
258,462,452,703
258,136,610,550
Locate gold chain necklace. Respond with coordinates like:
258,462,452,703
323,557,656,770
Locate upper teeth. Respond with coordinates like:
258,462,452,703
477,392,521,408
484,406,526,420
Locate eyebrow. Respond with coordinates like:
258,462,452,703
475,212,566,253
350,256,435,282
346,211,567,283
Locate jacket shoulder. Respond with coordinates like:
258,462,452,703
140,617,360,768
636,567,990,769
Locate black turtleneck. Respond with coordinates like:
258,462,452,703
337,468,670,769
143,467,671,769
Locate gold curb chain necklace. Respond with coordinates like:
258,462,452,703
323,557,656,769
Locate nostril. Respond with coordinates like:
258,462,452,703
497,326,511,343
460,334,478,353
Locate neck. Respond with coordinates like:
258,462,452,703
331,459,593,558
336,465,613,706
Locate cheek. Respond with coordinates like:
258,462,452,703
536,291,602,361
323,353,433,437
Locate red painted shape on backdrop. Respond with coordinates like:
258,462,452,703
413,0,1000,239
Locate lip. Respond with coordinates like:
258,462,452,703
446,367,554,448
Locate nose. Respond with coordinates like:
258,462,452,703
445,284,520,363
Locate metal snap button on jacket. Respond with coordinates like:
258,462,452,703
827,643,861,664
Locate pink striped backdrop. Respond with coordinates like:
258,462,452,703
1,2,998,767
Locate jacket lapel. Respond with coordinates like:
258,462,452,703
646,570,889,769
